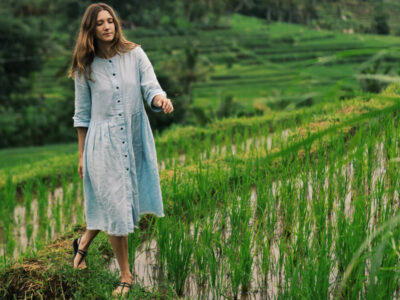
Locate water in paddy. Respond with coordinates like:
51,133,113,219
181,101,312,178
0,183,82,260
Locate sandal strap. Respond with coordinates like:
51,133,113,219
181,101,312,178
118,282,132,287
77,249,88,266
77,249,88,256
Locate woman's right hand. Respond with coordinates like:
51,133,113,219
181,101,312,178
78,157,84,179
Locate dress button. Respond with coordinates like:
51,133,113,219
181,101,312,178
109,60,112,63
116,86,119,89
118,113,122,116
117,100,120,103
122,141,125,144
120,127,123,130
125,155,127,157
126,168,129,171
113,73,116,76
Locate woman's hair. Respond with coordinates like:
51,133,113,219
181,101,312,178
68,2,140,82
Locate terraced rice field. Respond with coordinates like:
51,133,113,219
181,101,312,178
2,84,400,298
2,14,400,299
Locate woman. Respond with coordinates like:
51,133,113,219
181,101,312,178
68,2,173,297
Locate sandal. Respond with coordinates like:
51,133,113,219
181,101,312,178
72,236,88,269
113,281,132,297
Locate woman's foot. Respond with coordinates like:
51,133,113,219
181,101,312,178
73,237,88,270
112,274,132,298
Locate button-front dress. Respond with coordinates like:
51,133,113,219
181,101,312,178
72,46,165,236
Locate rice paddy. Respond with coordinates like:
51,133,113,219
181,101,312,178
2,13,400,299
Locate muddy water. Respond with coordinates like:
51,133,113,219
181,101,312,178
109,140,392,299
0,182,82,260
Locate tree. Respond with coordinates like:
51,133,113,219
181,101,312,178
223,0,254,25
371,3,390,35
0,15,46,107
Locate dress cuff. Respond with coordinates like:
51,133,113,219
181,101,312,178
149,91,166,112
73,117,90,127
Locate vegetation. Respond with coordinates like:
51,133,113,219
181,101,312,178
2,82,400,298
3,1,400,298
1,1,399,148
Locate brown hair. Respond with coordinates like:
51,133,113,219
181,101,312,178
68,2,140,83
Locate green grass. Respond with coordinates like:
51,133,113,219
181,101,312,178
2,86,400,298
0,143,77,169
4,13,400,298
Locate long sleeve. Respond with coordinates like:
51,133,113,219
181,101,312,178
72,70,92,127
137,46,167,113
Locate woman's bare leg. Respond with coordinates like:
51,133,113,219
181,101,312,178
73,229,100,269
109,234,133,296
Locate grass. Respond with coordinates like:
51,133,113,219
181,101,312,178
2,94,400,297
4,13,400,298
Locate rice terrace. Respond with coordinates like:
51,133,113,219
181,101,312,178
2,0,400,299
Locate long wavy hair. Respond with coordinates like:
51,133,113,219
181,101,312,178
68,2,140,83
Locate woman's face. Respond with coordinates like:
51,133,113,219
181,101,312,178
95,10,115,43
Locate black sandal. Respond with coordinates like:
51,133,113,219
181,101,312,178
115,281,132,297
72,236,88,269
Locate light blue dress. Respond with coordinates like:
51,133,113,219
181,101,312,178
72,46,166,236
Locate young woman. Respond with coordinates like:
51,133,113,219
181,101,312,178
68,2,173,297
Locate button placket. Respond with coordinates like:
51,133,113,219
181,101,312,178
108,59,130,173
108,59,133,227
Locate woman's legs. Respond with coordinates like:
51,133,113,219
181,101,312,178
73,229,100,269
109,234,133,296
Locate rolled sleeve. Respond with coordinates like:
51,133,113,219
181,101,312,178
137,46,167,113
72,70,92,127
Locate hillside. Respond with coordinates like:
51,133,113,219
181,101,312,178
2,13,400,298
32,14,400,131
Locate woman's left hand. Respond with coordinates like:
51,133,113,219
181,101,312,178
153,95,174,114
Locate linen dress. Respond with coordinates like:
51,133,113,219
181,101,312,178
72,46,166,236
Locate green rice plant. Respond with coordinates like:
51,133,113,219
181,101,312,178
75,180,86,225
35,176,48,251
2,174,16,220
2,221,15,266
225,183,254,298
193,222,208,287
61,173,74,231
164,217,196,296
225,233,247,299
205,220,224,295
49,172,58,192
47,217,52,241
336,213,400,299
70,171,79,203
53,194,61,235
127,231,141,269
22,179,33,218
0,175,16,261
238,223,254,294
22,179,34,248
260,237,271,292
155,217,168,272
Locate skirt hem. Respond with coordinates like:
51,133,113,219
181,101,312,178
86,211,165,236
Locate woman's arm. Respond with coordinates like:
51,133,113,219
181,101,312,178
137,46,167,113
72,70,91,178
77,127,87,179
72,70,92,127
